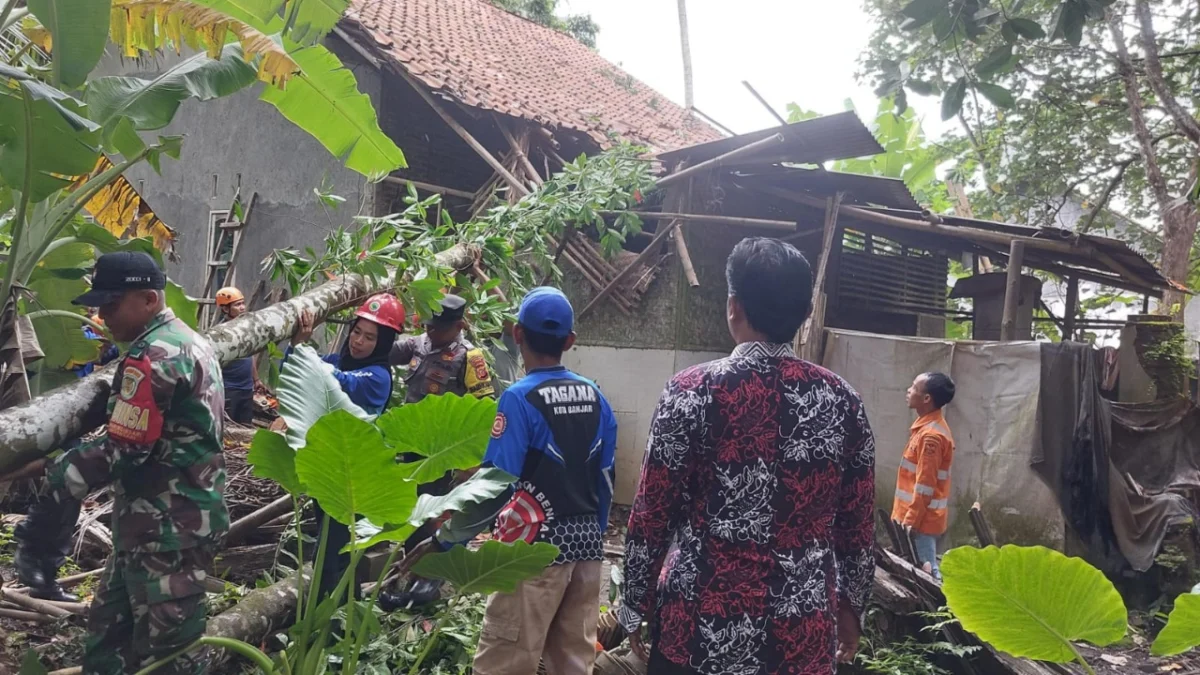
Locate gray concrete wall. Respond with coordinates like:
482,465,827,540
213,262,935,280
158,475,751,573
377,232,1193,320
94,39,382,297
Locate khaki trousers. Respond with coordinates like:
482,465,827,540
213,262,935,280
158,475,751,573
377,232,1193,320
473,560,602,675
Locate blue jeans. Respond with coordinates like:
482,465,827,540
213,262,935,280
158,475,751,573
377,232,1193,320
913,533,941,581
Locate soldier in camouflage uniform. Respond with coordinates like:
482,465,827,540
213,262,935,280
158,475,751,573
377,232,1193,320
380,293,494,610
2,252,228,675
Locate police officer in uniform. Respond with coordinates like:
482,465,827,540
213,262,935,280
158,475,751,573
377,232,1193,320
380,293,494,609
0,252,228,675
389,293,494,402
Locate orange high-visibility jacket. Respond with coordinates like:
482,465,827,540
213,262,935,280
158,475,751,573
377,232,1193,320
891,409,955,536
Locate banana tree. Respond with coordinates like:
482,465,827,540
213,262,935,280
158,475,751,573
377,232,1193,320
0,0,406,407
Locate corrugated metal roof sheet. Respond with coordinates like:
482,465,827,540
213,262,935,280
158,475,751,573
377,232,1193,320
731,167,920,211
656,111,882,166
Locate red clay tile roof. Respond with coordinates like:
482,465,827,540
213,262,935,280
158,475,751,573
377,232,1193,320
343,0,723,153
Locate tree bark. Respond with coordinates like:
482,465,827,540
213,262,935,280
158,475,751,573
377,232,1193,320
0,244,479,473
206,566,312,668
1108,11,1196,315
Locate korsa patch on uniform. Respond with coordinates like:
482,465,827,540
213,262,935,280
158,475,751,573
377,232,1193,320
491,412,507,439
120,367,146,400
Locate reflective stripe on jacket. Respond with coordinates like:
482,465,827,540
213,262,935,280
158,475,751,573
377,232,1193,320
891,409,954,535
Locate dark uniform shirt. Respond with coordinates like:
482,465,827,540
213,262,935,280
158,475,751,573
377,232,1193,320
389,334,495,402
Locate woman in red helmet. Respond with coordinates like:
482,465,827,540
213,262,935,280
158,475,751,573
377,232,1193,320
290,292,405,601
291,292,406,416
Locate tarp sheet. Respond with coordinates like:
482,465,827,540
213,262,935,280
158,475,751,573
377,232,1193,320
822,329,1065,550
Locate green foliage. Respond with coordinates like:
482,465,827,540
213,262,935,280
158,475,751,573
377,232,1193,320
248,427,303,494
28,0,112,89
1152,593,1200,657
275,344,373,447
357,593,489,673
379,393,498,483
264,145,655,352
259,39,407,181
85,44,259,136
413,540,560,596
942,545,1127,668
408,467,516,527
17,648,47,675
488,0,599,47
295,409,416,527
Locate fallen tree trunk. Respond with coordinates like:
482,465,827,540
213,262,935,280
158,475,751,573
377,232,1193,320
206,566,312,668
224,495,294,548
0,245,479,472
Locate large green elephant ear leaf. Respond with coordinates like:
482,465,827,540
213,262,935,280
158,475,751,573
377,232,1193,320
941,546,1128,663
293,409,415,526
408,467,515,527
277,344,372,449
377,393,497,484
18,649,47,675
1152,593,1200,657
412,540,559,596
247,428,303,495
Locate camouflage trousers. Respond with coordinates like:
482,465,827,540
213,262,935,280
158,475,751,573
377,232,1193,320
83,547,215,675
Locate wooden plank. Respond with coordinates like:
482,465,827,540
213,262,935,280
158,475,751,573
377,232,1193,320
579,216,681,318
599,209,796,232
798,192,843,361
494,114,544,187
1000,240,1026,341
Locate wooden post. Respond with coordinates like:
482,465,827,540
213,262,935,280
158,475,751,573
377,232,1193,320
798,192,843,361
494,115,544,187
1000,240,1026,341
1063,276,1079,343
673,228,700,288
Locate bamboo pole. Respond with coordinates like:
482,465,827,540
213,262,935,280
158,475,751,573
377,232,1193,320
1000,240,1026,341
673,228,700,288
656,133,786,189
1,587,72,618
798,192,843,361
752,184,1158,284
495,115,544,187
598,210,796,232
579,217,682,318
224,494,294,548
382,176,475,200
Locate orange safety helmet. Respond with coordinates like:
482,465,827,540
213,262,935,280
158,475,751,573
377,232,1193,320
355,293,405,332
216,286,244,307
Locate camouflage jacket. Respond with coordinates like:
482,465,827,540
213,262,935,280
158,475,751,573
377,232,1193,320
48,309,229,553
389,334,494,403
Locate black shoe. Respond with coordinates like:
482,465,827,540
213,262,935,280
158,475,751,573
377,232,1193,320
406,578,443,607
377,590,411,612
13,548,48,589
28,583,78,604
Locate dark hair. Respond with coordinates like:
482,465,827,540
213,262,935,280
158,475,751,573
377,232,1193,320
922,372,956,408
725,237,813,344
522,326,568,358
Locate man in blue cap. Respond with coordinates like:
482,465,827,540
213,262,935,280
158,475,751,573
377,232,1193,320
469,287,618,675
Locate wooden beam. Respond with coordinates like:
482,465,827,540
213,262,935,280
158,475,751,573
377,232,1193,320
656,133,786,189
673,228,700,288
798,192,843,361
494,114,544,187
382,176,474,200
391,68,529,198
580,217,683,318
599,210,796,232
753,184,1162,285
1000,240,1026,341
1063,276,1079,342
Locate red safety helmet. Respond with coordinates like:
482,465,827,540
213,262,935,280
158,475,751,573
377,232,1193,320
355,293,405,332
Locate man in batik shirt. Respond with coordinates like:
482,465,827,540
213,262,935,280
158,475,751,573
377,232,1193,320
619,237,876,675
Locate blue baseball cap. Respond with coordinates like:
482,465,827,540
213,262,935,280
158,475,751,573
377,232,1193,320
517,287,574,338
